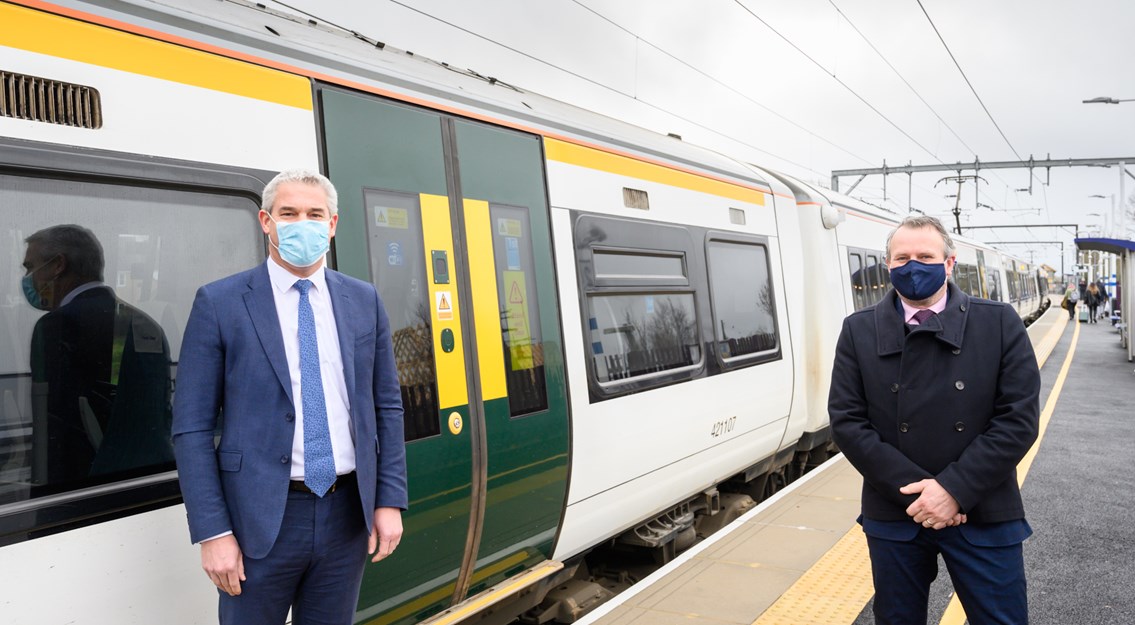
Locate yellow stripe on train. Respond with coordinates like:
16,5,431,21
543,137,766,205
0,2,312,110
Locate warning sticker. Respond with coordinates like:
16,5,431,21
375,207,409,229
435,291,453,321
497,218,522,238
502,271,533,370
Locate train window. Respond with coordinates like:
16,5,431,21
866,253,882,304
587,292,700,383
0,168,261,510
986,270,1003,301
848,252,866,310
489,204,548,417
362,188,441,442
706,240,778,360
593,250,686,282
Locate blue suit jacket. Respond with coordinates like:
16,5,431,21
172,263,407,559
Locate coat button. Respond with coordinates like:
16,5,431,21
280,455,289,464
285,412,295,422
960,305,967,312
891,383,900,393
955,422,966,432
899,423,910,433
955,380,965,390
952,348,961,355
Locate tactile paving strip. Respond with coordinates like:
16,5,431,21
750,527,874,625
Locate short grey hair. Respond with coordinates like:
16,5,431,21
885,215,956,261
26,224,105,282
261,169,338,215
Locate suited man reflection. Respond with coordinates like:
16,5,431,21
22,224,172,485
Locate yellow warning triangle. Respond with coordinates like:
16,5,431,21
439,294,450,310
509,281,524,304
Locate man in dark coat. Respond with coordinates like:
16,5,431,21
829,216,1041,625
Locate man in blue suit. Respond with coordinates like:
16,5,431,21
830,216,1040,625
173,170,407,624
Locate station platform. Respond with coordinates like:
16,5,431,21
577,302,1135,625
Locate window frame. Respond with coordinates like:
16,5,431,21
0,137,273,546
574,213,706,401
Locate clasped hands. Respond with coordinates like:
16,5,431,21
901,478,967,530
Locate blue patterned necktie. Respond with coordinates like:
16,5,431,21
295,279,335,496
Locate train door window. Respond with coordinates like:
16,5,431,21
361,189,440,441
866,253,882,304
488,204,547,416
986,270,1002,301
874,260,889,304
0,161,262,511
954,264,972,295
706,239,778,361
848,251,866,310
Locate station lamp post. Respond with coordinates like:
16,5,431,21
1082,96,1135,104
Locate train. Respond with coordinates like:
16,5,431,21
0,1,1048,623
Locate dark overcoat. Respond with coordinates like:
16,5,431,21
829,282,1040,523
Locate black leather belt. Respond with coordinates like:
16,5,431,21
289,471,356,494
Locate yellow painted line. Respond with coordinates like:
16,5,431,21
417,560,563,625
420,193,468,410
937,315,1079,625
462,199,508,402
1,2,312,110
750,527,874,625
544,137,766,206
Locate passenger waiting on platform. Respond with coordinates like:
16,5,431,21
829,215,1041,625
1061,284,1079,320
1084,283,1104,323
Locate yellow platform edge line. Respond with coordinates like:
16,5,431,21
937,312,1080,625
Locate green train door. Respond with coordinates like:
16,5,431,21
318,86,570,624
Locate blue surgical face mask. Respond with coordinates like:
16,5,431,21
22,256,59,311
889,259,946,301
22,274,49,310
267,213,330,268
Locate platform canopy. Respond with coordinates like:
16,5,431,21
1074,237,1135,255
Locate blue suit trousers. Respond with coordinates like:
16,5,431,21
219,484,369,625
865,523,1028,625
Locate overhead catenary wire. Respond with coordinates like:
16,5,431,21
267,0,822,176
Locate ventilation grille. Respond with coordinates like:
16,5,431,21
1,70,103,129
623,187,650,210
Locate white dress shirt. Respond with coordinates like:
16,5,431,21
266,257,355,479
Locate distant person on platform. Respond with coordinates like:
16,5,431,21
1061,284,1079,320
829,215,1041,625
22,224,172,486
1084,283,1104,323
172,169,407,625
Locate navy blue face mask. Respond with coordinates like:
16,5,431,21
890,259,946,301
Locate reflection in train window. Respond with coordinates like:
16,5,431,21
587,292,700,383
848,251,866,310
489,204,547,417
362,188,440,441
0,173,261,506
706,240,777,360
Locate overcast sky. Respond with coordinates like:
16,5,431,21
272,0,1135,271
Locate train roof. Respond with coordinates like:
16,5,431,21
58,0,773,195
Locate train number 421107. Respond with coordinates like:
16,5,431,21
710,416,737,438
